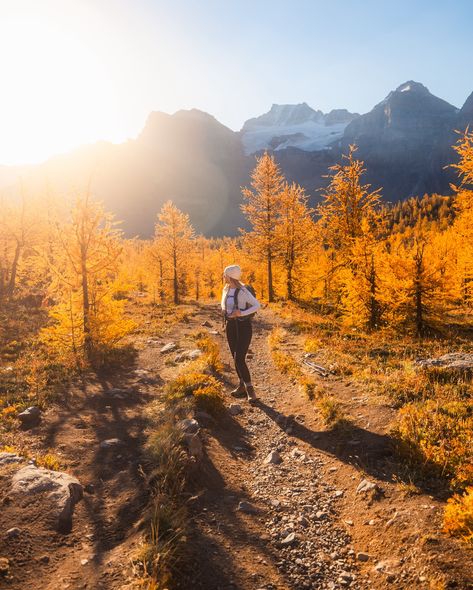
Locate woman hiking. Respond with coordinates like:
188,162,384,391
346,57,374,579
221,265,260,403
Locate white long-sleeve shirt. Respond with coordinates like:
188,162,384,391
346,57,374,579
221,285,261,318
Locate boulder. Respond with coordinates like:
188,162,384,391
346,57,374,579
416,353,473,375
17,406,41,428
11,465,83,532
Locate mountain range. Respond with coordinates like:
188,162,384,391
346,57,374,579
1,80,472,237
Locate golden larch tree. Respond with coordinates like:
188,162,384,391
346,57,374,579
277,182,316,301
241,152,285,302
42,193,131,362
154,200,194,305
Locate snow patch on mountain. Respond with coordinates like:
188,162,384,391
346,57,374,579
241,103,358,155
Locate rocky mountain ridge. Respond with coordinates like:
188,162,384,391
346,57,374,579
1,81,471,237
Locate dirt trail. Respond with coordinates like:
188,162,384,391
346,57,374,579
177,305,473,590
1,303,472,590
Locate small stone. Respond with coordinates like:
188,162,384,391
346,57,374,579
264,450,282,465
298,516,309,528
39,555,50,564
344,519,354,526
340,572,353,582
281,532,296,545
99,438,122,449
356,478,377,494
201,320,212,327
5,527,21,538
160,342,177,354
84,484,95,494
17,406,41,428
237,501,258,514
194,410,214,426
357,552,370,562
81,558,89,566
315,511,328,520
228,404,243,416
334,490,344,497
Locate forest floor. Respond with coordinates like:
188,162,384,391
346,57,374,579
0,302,472,590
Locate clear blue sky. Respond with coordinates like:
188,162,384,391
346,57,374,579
140,0,473,127
1,0,472,163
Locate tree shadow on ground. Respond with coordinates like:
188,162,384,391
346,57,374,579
254,399,450,499
38,356,160,569
180,450,284,590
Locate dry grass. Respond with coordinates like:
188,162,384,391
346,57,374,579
135,328,225,588
318,396,346,427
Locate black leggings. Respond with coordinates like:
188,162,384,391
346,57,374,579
225,319,253,384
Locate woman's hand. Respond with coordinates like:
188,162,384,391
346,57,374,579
228,309,242,318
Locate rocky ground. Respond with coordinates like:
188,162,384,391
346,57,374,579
0,303,472,589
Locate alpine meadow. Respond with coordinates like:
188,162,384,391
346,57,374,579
1,2,473,590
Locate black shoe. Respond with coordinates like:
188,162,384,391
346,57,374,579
230,383,247,398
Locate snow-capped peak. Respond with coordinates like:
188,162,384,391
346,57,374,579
395,81,430,95
241,103,359,155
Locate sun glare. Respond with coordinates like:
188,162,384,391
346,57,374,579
0,6,127,165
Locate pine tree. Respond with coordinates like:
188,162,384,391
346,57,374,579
241,152,285,302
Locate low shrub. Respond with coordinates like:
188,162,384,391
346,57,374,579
318,396,347,427
394,399,473,489
444,487,473,543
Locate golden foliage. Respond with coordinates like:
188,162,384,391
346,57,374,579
395,399,473,489
444,487,473,543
